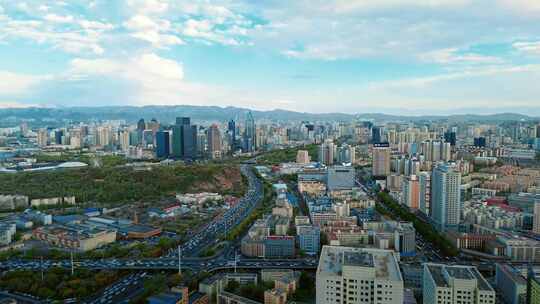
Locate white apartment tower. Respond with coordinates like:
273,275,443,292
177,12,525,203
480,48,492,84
431,163,461,231
423,263,495,304
316,246,404,304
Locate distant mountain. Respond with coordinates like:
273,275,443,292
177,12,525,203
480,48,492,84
0,105,538,127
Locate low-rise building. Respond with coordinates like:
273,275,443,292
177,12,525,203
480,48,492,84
32,223,116,252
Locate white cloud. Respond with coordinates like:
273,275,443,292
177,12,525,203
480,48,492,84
124,14,184,47
43,14,74,24
0,71,48,95
513,41,540,56
420,48,504,64
127,0,169,14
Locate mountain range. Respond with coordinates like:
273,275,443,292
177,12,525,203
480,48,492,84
0,105,538,127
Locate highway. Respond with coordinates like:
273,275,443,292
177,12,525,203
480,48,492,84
169,164,264,257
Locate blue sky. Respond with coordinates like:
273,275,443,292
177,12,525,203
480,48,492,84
1,0,540,114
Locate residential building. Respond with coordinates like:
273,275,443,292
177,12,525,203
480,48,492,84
316,245,404,304
431,163,462,231
423,263,495,304
372,143,391,178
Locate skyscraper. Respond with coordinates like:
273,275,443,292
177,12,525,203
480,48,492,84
228,119,236,152
37,129,48,147
402,175,420,209
137,118,146,143
372,143,391,178
207,124,222,159
372,126,384,144
444,131,457,146
243,112,256,152
431,163,461,231
172,117,197,159
318,140,335,165
156,130,170,158
419,172,431,216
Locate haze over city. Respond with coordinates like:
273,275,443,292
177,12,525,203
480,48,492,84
1,0,540,114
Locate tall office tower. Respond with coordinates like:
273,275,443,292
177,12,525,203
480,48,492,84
207,124,222,159
444,131,457,146
37,129,48,147
54,129,64,145
155,130,170,158
338,144,356,164
533,202,540,234
296,150,310,164
318,140,335,165
316,246,404,304
227,119,236,152
536,125,540,138
423,264,495,304
431,163,462,231
402,175,420,209
137,118,146,143
372,143,391,178
372,126,384,144
119,130,130,152
419,172,431,215
172,117,197,159
243,111,256,152
142,129,154,147
147,118,160,134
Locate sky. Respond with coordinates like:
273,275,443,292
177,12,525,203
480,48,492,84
1,0,540,115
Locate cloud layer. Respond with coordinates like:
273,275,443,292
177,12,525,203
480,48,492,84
0,0,539,113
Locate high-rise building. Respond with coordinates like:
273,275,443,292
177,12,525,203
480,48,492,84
423,263,495,304
444,131,457,146
156,130,170,158
316,246,404,304
243,112,256,152
419,172,431,215
228,119,236,152
172,117,197,160
372,126,384,144
119,130,130,152
431,163,461,231
533,202,540,235
37,129,48,147
338,144,355,164
372,143,391,178
318,140,335,166
402,175,420,209
54,129,64,145
207,124,222,159
296,150,310,164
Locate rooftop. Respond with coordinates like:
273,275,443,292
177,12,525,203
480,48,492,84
318,245,402,282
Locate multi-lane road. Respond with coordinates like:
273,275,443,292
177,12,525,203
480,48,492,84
171,164,264,257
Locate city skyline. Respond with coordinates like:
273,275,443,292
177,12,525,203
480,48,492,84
1,0,540,114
